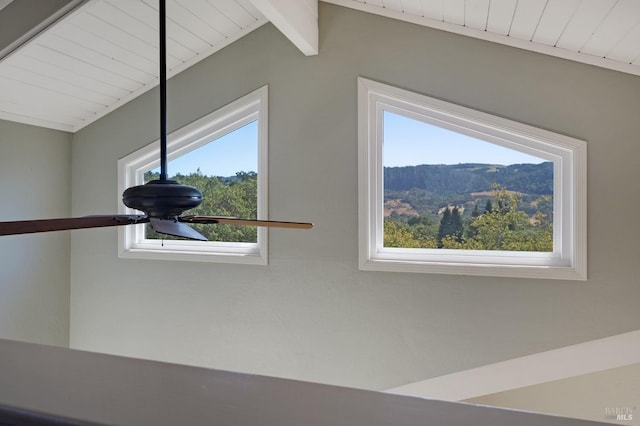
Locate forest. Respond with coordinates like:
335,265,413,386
383,162,554,251
144,170,258,242
143,161,553,251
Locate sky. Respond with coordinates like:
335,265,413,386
153,111,544,177
383,111,545,166
152,120,258,177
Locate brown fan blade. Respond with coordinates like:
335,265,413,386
180,215,313,230
0,215,149,236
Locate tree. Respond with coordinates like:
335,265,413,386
532,195,553,228
437,207,464,247
384,220,437,248
466,202,481,239
471,202,480,218
143,170,259,242
450,207,464,241
443,186,552,252
484,199,493,214
437,208,451,245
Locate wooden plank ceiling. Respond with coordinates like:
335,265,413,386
0,0,638,133
326,0,640,75
0,0,268,132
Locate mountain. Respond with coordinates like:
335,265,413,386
384,162,553,196
383,162,553,219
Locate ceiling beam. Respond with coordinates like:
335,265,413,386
0,0,88,61
249,0,318,56
386,329,640,401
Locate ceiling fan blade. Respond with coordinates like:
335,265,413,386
180,216,313,230
0,215,148,236
149,218,207,241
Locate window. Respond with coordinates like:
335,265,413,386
358,78,587,280
118,86,268,264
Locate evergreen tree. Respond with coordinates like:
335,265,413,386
484,199,493,214
437,207,464,247
467,203,481,239
437,208,451,246
450,207,464,242
471,202,480,218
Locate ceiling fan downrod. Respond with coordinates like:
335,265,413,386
122,0,203,218
158,0,168,182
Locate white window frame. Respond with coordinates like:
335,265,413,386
358,78,587,280
117,86,268,265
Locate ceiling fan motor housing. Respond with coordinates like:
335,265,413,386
122,180,203,217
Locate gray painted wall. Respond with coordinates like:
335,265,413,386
69,4,640,391
0,119,71,346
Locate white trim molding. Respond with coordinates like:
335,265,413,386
386,329,640,401
117,86,269,264
358,77,587,280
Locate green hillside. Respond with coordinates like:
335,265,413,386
385,162,552,195
383,163,553,251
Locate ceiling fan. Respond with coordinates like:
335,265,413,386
0,0,312,240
